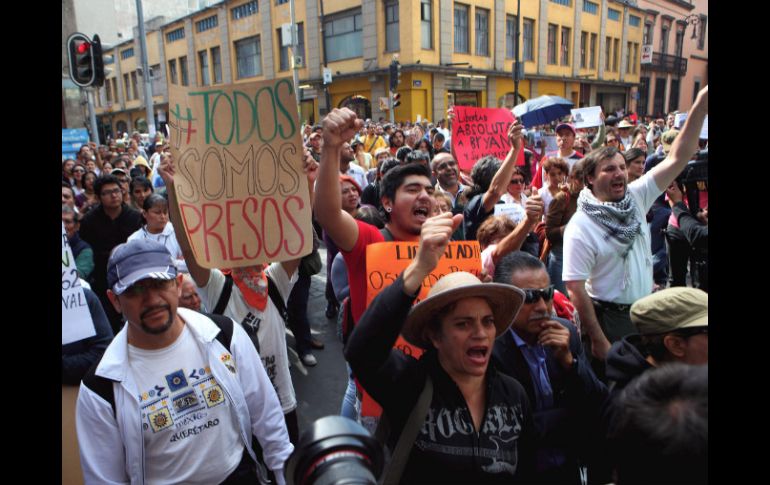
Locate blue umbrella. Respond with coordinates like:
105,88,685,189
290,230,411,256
513,95,574,128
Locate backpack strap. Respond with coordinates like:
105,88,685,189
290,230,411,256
380,375,434,485
81,312,236,418
266,275,289,325
212,273,234,315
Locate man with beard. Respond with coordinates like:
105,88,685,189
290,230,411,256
77,240,293,484
431,152,469,209
339,141,369,191
562,87,708,365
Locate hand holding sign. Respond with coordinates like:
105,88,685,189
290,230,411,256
303,148,319,185
403,212,464,295
525,188,544,225
508,120,524,152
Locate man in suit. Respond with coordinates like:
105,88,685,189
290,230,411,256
493,252,608,484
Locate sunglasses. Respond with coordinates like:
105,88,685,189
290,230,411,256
522,285,555,304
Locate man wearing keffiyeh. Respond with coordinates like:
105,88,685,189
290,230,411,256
562,87,708,373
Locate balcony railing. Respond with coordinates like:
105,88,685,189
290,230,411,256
643,52,688,75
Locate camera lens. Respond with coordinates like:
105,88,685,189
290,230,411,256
285,416,384,485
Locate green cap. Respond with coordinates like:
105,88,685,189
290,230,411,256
630,287,708,335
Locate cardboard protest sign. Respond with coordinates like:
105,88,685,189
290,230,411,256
570,106,603,129
495,203,527,225
360,240,482,418
451,107,525,172
168,79,312,269
62,222,95,345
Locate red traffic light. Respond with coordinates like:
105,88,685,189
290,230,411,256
76,41,91,54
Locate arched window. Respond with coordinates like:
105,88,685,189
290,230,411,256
339,95,371,121
498,92,527,109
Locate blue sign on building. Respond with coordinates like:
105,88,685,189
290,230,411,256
62,129,90,161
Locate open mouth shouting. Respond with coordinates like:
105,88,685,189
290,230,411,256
466,345,490,366
413,206,431,222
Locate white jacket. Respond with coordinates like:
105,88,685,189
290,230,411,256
76,308,293,484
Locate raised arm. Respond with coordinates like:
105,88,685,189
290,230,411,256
649,86,708,191
314,108,364,252
157,153,211,288
482,121,524,213
490,191,544,265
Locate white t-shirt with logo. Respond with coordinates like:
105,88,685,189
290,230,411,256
199,263,298,414
128,325,243,484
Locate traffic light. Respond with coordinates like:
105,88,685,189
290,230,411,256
389,59,401,91
392,92,401,109
67,33,96,87
92,35,106,87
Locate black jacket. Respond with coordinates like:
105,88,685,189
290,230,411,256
492,319,608,483
79,203,143,294
345,275,536,484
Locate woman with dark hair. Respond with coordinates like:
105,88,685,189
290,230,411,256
623,148,647,183
414,137,435,162
127,193,187,272
62,158,76,186
539,157,570,217
128,176,153,211
71,164,87,197
75,171,100,213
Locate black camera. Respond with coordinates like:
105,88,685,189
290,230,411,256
675,149,708,214
285,416,384,485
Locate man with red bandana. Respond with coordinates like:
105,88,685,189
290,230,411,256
563,87,708,369
158,149,319,446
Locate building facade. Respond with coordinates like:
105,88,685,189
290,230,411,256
95,0,645,134
636,0,707,117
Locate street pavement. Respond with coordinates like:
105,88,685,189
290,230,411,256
285,245,350,434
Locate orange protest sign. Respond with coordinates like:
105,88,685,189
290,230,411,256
168,79,313,269
451,106,525,172
360,240,482,417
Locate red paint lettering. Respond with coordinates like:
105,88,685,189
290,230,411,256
261,197,283,258
241,197,262,259
201,203,226,263
179,203,203,262
282,196,305,256
225,200,244,262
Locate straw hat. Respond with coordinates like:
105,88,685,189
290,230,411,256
402,272,525,349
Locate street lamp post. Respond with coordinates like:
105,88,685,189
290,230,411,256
513,0,521,105
675,14,699,110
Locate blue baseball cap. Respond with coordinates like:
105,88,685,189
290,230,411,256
107,239,178,295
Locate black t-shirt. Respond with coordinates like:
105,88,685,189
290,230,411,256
462,193,493,242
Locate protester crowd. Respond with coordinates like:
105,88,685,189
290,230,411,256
62,87,708,484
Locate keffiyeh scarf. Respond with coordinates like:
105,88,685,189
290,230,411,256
577,187,642,258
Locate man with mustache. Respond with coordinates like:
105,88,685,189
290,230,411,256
493,251,607,484
77,239,292,484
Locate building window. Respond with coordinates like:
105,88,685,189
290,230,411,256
199,50,210,86
693,80,701,102
166,28,185,42
421,0,433,49
608,9,621,22
232,1,258,20
454,4,469,54
629,15,641,28
168,58,177,85
211,46,222,84
697,15,707,50
276,0,288,4
560,26,570,66
297,22,305,65
278,28,290,71
506,15,518,59
547,24,558,65
120,48,134,60
590,33,597,69
475,8,489,56
385,0,400,53
235,35,262,78
633,43,639,74
580,31,587,68
131,71,139,100
195,15,218,33
643,22,653,44
523,18,535,61
123,74,130,100
106,81,112,102
583,1,598,15
112,79,118,103
550,0,571,5
605,37,612,71
675,28,684,56
626,41,633,73
660,23,670,54
324,9,363,61
180,56,189,86
613,38,620,72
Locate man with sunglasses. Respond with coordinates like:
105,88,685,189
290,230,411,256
493,252,607,485
77,239,292,484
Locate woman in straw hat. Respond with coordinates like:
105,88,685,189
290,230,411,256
345,211,536,484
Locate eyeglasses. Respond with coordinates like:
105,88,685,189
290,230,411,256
509,179,524,184
123,278,175,298
673,327,708,339
522,285,555,304
101,188,122,197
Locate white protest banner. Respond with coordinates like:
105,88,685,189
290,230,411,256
62,222,95,345
700,115,708,139
570,106,603,129
494,203,527,225
675,113,688,129
168,78,313,269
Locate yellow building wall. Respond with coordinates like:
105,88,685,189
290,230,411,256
271,2,310,80
603,13,624,82
401,72,433,122
542,2,574,77
229,11,267,84
329,77,373,110
397,0,440,67
495,78,532,104
449,0,496,71
520,1,540,75
537,80,566,97
578,10,601,79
